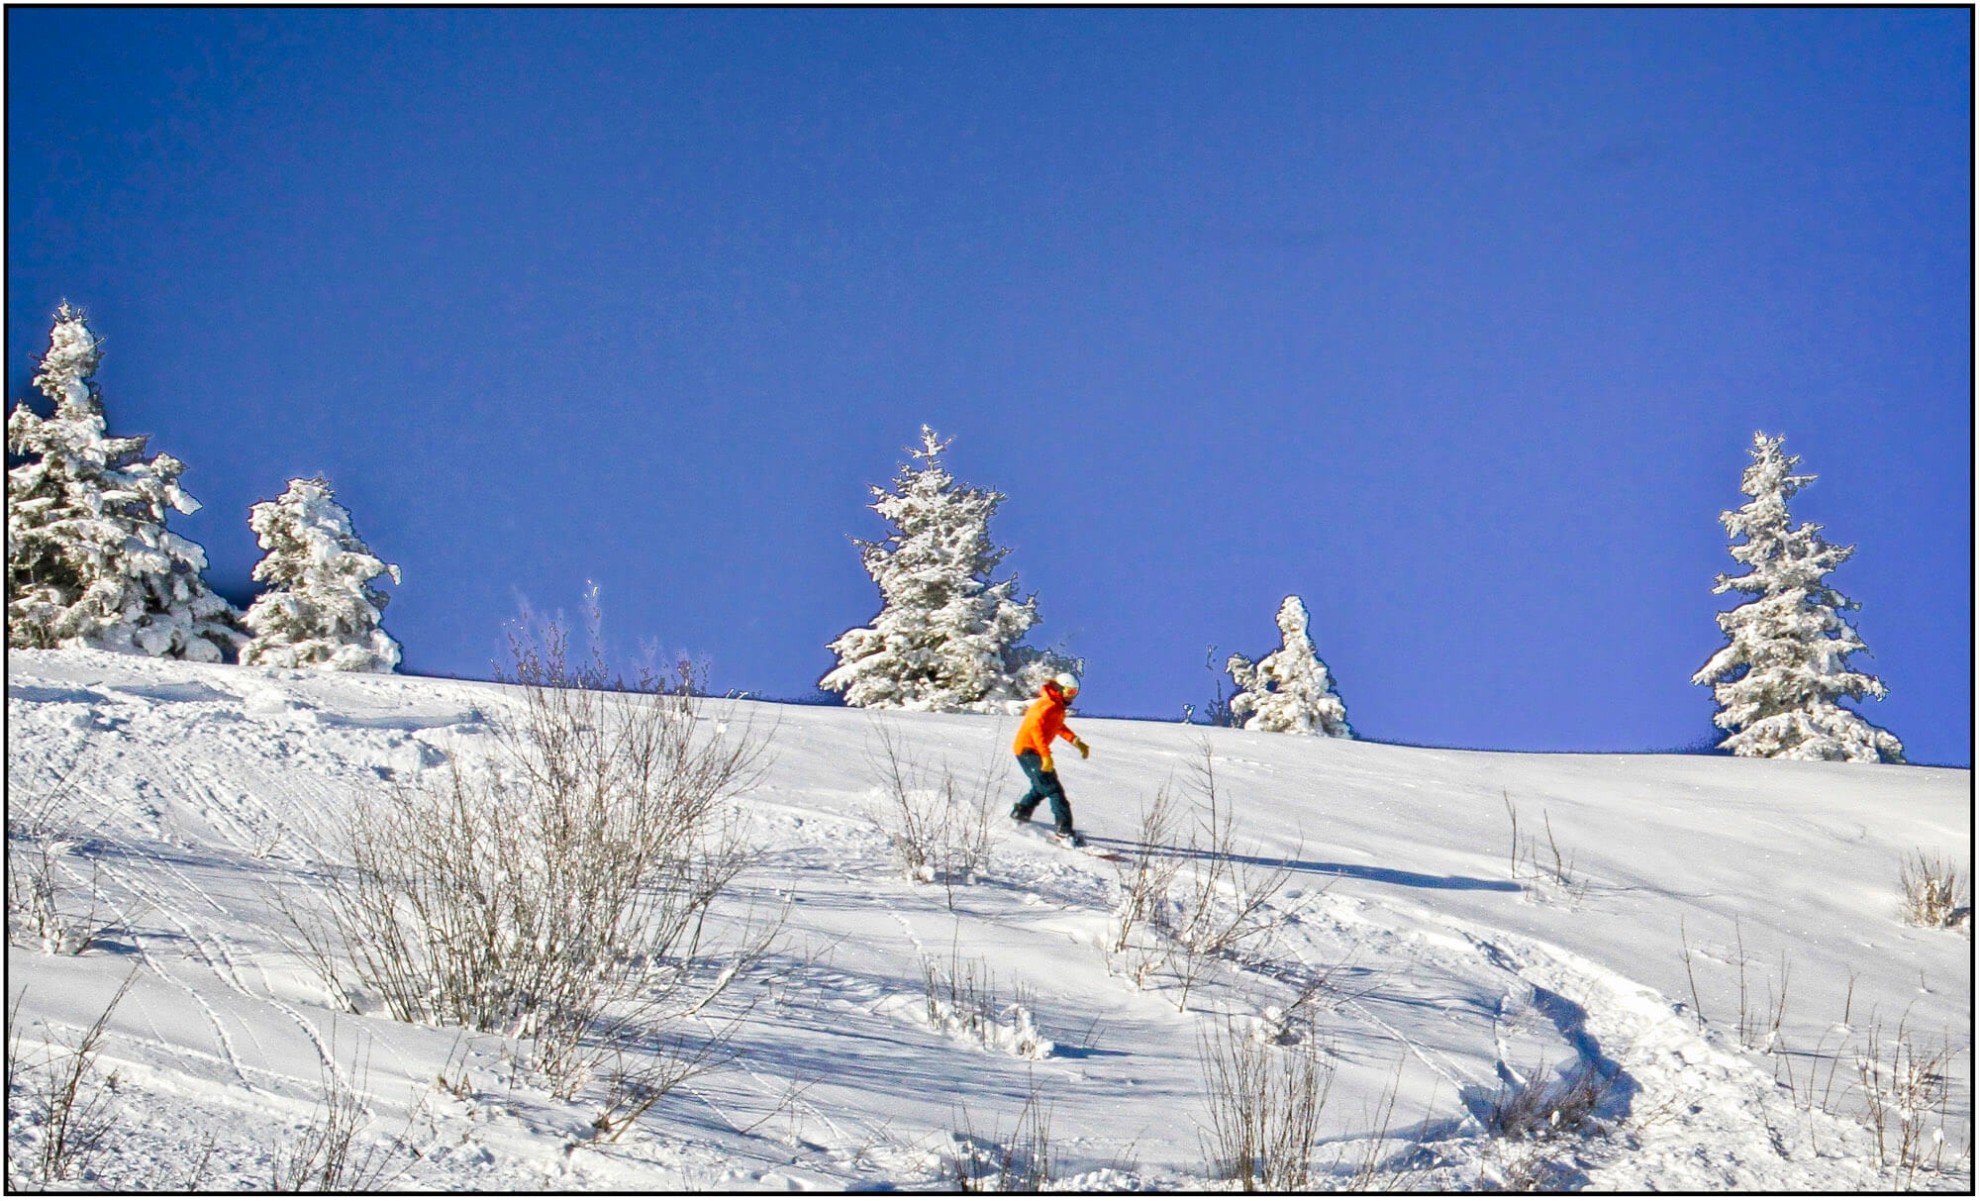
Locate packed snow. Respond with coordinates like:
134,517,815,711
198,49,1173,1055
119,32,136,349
6,648,1970,1191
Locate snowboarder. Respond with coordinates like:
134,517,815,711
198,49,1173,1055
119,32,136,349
1010,672,1091,845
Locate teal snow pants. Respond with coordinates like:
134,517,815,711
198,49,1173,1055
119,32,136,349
1013,750,1074,835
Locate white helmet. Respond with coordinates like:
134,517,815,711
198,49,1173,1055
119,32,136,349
1051,672,1080,695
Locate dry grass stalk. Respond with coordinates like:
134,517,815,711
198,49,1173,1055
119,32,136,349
269,1046,422,1192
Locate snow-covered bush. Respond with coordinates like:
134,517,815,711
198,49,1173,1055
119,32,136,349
1691,433,1903,762
821,426,1074,713
1225,596,1353,737
1105,785,1187,987
1897,852,1969,929
265,1049,419,1191
240,476,402,672
1159,749,1304,1012
6,304,241,660
5,756,114,956
1856,1014,1961,1187
918,951,1054,1060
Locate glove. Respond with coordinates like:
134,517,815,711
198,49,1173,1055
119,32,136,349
1041,754,1055,773
1074,738,1090,759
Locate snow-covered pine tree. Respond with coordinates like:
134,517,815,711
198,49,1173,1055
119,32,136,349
820,426,1072,712
1226,595,1353,737
1691,432,1903,763
240,476,403,672
6,304,242,661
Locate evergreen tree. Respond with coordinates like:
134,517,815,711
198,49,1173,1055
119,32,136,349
6,304,241,661
1226,595,1354,737
240,476,403,672
1691,432,1902,763
821,427,1072,712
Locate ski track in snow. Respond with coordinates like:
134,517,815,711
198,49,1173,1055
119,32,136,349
5,649,1970,1192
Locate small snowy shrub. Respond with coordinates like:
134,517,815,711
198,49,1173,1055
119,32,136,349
1692,433,1902,762
1481,1059,1615,1143
1226,596,1353,737
6,304,241,660
240,476,402,672
266,1045,419,1191
821,427,1075,713
1897,853,1969,929
1474,1058,1617,1192
1096,750,1307,1010
918,951,1054,1060
1104,784,1187,987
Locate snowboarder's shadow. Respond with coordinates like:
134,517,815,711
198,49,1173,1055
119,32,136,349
1088,838,1519,893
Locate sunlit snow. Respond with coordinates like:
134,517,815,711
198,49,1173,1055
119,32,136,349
6,648,1969,1191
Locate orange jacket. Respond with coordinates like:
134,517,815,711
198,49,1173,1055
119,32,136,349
1012,684,1079,759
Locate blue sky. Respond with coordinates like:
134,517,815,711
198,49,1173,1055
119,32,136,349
8,9,1970,765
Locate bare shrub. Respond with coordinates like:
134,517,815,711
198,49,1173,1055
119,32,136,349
5,756,118,956
1104,784,1186,988
1159,747,1302,1012
1898,852,1970,929
950,1076,1056,1192
284,608,774,1103
1483,1059,1614,1142
1768,974,1858,1158
269,1043,423,1192
1721,919,1792,1054
1679,918,1792,1052
920,947,1053,1060
1478,1058,1616,1192
866,726,996,908
1095,747,1309,1011
6,972,134,1188
1197,1011,1333,1191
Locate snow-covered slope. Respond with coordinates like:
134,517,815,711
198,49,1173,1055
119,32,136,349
6,649,1970,1191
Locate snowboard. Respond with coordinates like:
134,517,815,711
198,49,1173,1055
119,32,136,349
1010,820,1125,861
